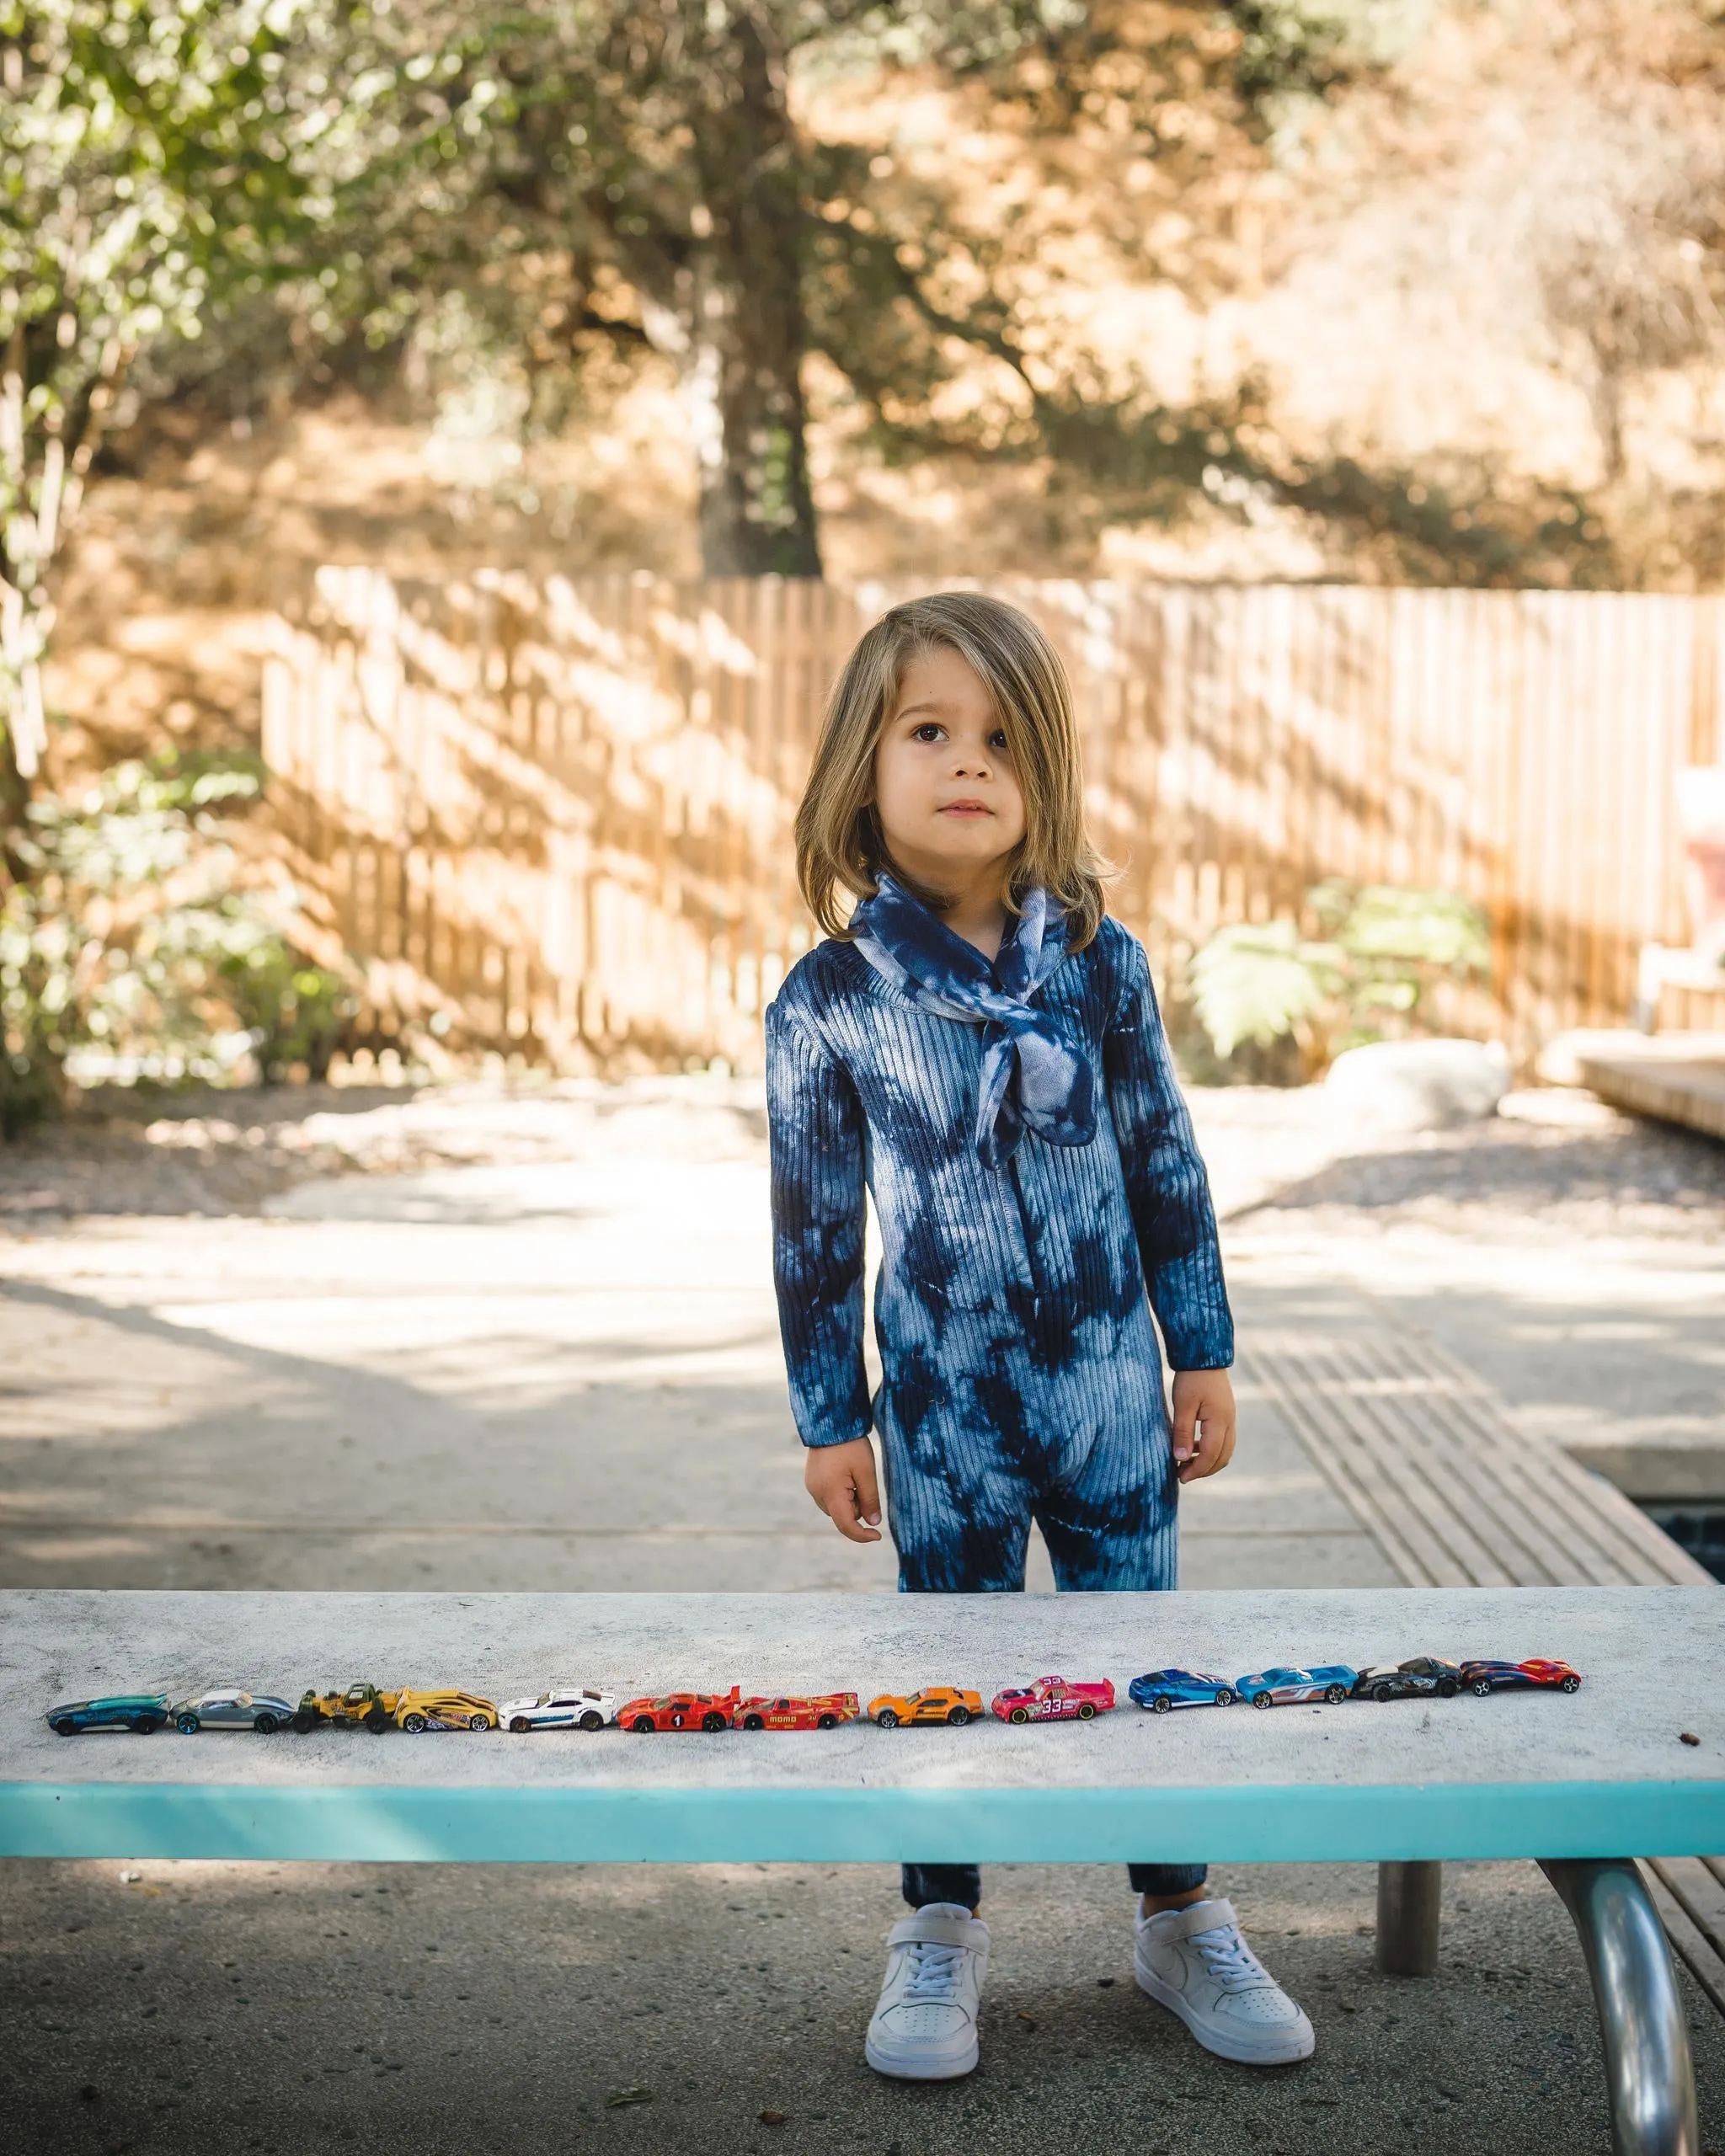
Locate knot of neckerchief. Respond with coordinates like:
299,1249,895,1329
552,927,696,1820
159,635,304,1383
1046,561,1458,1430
851,873,1097,1168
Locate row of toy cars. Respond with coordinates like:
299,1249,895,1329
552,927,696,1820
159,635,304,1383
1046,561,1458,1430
1129,1656,1583,1711
45,1658,1578,1738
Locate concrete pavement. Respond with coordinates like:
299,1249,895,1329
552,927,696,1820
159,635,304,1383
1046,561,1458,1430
3,1079,1722,2153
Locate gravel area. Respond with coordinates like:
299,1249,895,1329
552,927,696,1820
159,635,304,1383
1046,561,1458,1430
0,1076,768,1220
9,1854,1722,2156
3,1072,1719,1242
1218,1089,1725,1244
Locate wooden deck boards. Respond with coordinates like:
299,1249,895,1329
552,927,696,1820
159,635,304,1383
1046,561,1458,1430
1238,1319,1722,2005
1574,1036,1725,1143
1236,1326,1708,1593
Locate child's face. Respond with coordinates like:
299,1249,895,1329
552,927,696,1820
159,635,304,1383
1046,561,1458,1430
871,647,1027,894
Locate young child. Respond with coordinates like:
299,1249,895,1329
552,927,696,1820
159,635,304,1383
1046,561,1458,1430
765,592,1312,2083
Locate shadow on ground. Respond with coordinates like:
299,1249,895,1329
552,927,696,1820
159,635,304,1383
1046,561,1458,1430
1233,1113,1725,1231
7,1856,1718,2156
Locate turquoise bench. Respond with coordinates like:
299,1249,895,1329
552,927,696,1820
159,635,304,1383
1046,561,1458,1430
3,1584,1719,2154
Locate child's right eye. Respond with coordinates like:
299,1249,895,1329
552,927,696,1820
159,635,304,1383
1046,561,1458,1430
911,723,945,744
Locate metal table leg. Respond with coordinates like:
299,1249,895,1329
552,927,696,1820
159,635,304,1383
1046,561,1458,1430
1541,1858,1699,2156
1376,1859,1442,1975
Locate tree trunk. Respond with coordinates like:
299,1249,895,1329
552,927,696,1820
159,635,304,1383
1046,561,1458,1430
688,10,822,579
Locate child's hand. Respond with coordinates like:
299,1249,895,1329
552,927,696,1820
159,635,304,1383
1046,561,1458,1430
804,1436,884,1543
1172,1369,1236,1483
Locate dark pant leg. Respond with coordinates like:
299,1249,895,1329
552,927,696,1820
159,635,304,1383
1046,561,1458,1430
882,1401,1037,1910
1129,1862,1210,1897
902,1863,982,1911
1038,1391,1206,1898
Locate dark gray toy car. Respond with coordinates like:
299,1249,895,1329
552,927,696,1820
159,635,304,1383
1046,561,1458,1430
1351,1657,1462,1704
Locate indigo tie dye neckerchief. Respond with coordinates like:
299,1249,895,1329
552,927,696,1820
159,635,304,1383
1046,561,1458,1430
850,873,1097,1168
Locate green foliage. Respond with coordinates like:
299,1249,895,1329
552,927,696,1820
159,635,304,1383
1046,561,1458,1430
0,747,352,1136
1186,917,1341,1062
216,935,350,1084
0,0,349,782
1188,881,1490,1074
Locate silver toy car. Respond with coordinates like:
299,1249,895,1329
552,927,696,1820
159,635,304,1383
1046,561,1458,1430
499,1686,617,1733
170,1689,296,1734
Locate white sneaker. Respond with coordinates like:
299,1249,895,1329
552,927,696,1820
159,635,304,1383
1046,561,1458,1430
1134,1897,1315,2064
864,1902,989,2079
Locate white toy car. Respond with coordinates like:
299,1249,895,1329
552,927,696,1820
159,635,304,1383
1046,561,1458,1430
499,1686,616,1733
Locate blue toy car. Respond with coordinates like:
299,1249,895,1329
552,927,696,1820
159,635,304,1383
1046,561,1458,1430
1236,1665,1359,1710
1129,1669,1238,1713
47,1693,172,1736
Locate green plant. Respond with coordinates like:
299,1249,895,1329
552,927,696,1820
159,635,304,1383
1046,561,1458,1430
0,745,352,1134
1187,879,1490,1077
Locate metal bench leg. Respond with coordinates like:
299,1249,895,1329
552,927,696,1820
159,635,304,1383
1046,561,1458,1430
1376,1860,1442,1975
1540,1859,1699,2156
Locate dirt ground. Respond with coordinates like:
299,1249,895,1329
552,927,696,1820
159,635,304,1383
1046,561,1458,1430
5,1071,1723,1237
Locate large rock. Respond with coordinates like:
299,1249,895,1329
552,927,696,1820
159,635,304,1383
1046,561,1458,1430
1323,1037,1509,1134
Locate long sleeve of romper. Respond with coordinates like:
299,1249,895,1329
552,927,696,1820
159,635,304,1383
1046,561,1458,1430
765,997,873,1449
1103,937,1234,1371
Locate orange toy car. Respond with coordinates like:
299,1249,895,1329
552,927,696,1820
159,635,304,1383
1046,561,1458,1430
734,1692,859,1732
866,1685,982,1729
619,1686,741,1733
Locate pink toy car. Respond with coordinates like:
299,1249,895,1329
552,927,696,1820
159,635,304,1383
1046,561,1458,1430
991,1674,1116,1725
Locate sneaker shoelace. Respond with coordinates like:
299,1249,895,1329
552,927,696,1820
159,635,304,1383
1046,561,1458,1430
1191,1925,1270,1990
902,1941,967,2003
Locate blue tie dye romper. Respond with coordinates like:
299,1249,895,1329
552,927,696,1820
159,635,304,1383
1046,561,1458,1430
766,873,1233,1595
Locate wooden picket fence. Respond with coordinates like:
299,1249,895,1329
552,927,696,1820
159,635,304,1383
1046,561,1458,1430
259,568,1725,1072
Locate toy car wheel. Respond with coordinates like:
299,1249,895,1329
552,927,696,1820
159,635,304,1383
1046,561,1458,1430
133,1718,160,1734
579,1710,606,1732
1436,1678,1457,1699
467,1713,491,1732
1151,1695,1172,1713
52,1717,77,1736
875,1709,900,1729
1215,1689,1236,1708
176,1715,200,1734
1560,1675,1580,1694
817,1713,837,1730
743,1713,766,1731
510,1716,532,1733
1471,1678,1492,1698
365,1710,390,1733
1252,1692,1273,1710
946,1705,972,1726
631,1716,655,1733
701,1710,726,1732
1076,1700,1097,1720
254,1713,279,1734
1372,1684,1395,1704
291,1709,319,1733
1009,1705,1030,1725
401,1713,428,1734
1324,1684,1348,1705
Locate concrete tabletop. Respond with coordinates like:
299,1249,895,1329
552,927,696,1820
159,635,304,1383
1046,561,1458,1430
3,1588,1722,1865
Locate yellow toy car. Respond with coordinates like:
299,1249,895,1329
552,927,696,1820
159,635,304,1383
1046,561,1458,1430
294,1683,402,1734
393,1689,499,1733
866,1685,983,1730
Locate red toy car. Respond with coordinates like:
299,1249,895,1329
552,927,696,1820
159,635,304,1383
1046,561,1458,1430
619,1686,741,1732
734,1692,859,1731
1459,1657,1582,1697
990,1675,1116,1725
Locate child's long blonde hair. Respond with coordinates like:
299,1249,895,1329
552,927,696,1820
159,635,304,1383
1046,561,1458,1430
794,591,1110,950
